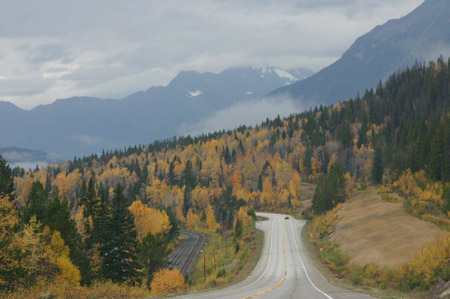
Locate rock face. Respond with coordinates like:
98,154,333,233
0,67,312,159
269,0,450,106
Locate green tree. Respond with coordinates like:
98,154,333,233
312,162,346,214
137,232,169,287
0,155,14,201
371,146,384,185
44,190,91,285
102,184,138,284
22,181,48,224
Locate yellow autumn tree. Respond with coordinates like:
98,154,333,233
150,268,186,296
50,231,81,286
0,195,19,287
186,209,201,230
129,200,172,239
205,205,218,231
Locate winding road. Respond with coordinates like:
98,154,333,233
176,212,374,299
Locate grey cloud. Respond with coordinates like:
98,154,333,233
0,0,424,109
27,43,68,64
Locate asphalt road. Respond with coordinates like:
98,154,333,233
176,212,375,299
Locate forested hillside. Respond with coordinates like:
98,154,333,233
1,57,449,296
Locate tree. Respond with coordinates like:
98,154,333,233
137,232,169,287
0,155,14,201
150,268,186,296
102,184,139,284
44,191,91,285
371,146,384,185
22,181,48,224
182,186,192,217
0,195,20,290
312,162,346,214
181,160,196,189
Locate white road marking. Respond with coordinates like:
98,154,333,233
236,219,274,290
289,219,333,299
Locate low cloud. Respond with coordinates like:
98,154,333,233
178,95,306,136
0,1,423,109
71,135,103,146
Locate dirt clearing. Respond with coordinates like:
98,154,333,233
330,188,444,268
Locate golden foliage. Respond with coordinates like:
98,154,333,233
205,205,218,231
55,256,81,286
150,268,186,296
129,200,172,239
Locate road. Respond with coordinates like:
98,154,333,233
176,213,374,299
168,231,206,276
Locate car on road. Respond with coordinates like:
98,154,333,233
285,216,289,220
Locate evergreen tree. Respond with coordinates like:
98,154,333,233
0,155,14,201
137,232,169,287
22,181,48,224
182,186,192,217
102,184,138,284
312,162,346,214
371,146,384,185
181,160,196,189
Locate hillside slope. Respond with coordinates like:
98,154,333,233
330,189,442,268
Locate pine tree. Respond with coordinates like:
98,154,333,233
44,191,91,285
102,184,138,284
137,232,169,287
312,162,345,214
0,155,14,201
182,186,192,217
371,146,384,185
22,181,48,224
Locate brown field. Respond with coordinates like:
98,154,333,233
300,182,316,201
330,188,444,268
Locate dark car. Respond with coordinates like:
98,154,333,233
285,216,289,220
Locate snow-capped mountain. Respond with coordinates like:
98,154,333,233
0,66,313,159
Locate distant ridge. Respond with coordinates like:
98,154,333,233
0,67,312,159
0,147,62,169
268,0,450,105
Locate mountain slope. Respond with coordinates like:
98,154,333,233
0,67,312,159
269,0,450,105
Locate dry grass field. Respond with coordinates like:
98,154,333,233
330,188,443,268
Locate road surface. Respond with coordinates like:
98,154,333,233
176,212,374,299
168,231,206,276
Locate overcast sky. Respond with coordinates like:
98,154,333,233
0,0,423,109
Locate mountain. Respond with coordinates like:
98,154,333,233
269,0,450,105
0,67,313,159
0,147,62,169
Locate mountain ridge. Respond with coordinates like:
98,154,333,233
0,66,312,158
268,0,450,105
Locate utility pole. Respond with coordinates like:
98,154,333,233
203,242,207,281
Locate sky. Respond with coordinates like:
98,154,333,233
0,0,423,109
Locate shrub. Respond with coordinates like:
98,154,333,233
150,268,186,296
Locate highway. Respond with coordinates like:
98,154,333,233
176,213,374,299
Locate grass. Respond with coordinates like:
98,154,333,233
301,221,424,299
174,221,265,296
330,188,442,268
